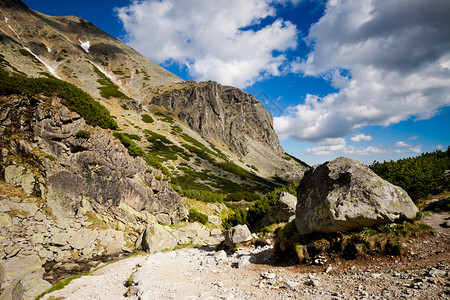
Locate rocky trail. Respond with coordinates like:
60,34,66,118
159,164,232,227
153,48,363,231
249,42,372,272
42,212,449,300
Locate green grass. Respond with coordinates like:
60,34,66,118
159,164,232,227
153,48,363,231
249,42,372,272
142,114,154,123
154,111,175,124
92,65,130,99
36,273,90,299
76,130,91,139
0,68,117,130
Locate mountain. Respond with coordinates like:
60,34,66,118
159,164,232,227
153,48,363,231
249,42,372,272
0,1,307,298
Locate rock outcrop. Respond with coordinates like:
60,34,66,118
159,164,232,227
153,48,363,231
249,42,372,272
150,81,283,158
266,192,297,224
295,157,418,235
0,95,186,224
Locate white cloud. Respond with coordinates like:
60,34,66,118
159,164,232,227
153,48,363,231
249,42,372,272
437,145,443,150
395,141,411,148
351,133,372,142
394,145,422,154
116,0,298,88
306,138,385,156
275,0,450,143
408,136,419,140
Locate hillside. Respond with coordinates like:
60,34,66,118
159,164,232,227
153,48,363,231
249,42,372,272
0,0,306,190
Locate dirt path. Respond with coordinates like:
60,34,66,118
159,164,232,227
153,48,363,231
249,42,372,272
43,213,450,300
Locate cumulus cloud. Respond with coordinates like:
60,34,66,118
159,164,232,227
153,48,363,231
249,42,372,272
275,0,450,142
116,0,298,87
394,141,422,154
351,133,372,142
306,138,385,156
395,141,412,148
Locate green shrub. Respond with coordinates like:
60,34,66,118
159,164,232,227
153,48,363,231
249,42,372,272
76,130,91,139
188,208,208,224
142,114,154,123
92,65,130,99
0,68,117,130
370,147,450,200
154,111,174,124
121,104,129,110
223,191,258,202
246,182,299,230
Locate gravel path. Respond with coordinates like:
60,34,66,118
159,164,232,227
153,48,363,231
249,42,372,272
42,213,450,300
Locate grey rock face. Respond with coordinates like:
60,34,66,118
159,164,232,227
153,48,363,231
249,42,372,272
150,81,283,157
0,95,186,224
0,255,51,300
224,225,253,248
267,192,297,224
295,157,418,235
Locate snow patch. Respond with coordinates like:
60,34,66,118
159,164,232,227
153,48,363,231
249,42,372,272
47,47,51,53
78,39,90,53
23,47,61,79
91,61,114,81
5,17,8,23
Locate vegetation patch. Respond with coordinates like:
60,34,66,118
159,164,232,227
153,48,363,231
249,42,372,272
76,130,91,139
92,65,130,99
224,183,299,231
154,111,174,124
370,147,449,200
141,114,154,123
0,68,117,130
274,216,432,263
188,208,208,224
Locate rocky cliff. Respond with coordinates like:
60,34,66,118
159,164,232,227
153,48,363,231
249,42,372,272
150,81,283,158
0,94,186,225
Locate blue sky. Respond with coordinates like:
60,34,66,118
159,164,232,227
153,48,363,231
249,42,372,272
23,0,450,166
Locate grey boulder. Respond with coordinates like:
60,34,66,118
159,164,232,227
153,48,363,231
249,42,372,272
295,157,418,235
224,225,252,249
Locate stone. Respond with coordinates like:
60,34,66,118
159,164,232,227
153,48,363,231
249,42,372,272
97,229,126,255
4,165,35,195
0,255,50,300
285,280,299,290
68,228,98,250
140,223,177,253
224,225,252,249
295,157,419,235
237,256,251,268
0,213,12,228
266,192,297,223
49,232,69,246
210,228,222,236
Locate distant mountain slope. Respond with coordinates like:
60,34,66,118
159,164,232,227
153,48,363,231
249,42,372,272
0,0,307,194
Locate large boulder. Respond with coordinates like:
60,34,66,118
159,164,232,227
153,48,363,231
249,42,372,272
224,225,252,248
267,192,297,223
139,223,178,253
0,255,51,300
295,157,418,235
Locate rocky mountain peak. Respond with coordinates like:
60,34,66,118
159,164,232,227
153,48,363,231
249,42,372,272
150,80,283,158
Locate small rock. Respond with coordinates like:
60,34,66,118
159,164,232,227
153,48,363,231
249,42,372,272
237,256,250,268
324,265,333,274
371,273,383,279
284,280,299,290
260,272,277,279
427,268,446,277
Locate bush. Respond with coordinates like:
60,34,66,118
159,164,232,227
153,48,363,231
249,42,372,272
188,208,208,224
370,147,450,200
0,68,117,130
246,182,299,230
76,130,91,139
142,114,154,123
